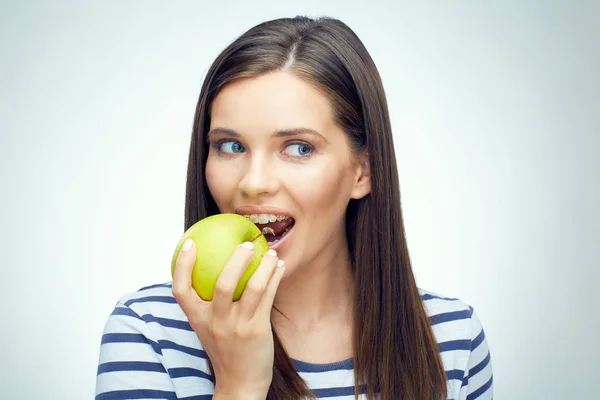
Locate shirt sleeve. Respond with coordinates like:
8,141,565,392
95,301,177,400
457,307,494,400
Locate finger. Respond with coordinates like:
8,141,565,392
172,238,203,314
238,249,279,318
253,259,286,322
212,241,255,315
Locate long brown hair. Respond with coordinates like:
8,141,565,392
184,16,447,400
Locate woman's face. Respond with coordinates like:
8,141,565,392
205,71,370,276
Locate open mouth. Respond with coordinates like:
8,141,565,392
243,214,296,244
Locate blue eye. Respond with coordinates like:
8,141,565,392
218,140,245,153
285,143,314,157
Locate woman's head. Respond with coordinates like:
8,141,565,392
186,16,395,268
206,70,371,276
185,16,447,400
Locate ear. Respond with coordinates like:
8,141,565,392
351,153,371,199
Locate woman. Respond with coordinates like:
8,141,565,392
96,16,493,400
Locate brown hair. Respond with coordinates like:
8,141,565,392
184,16,447,400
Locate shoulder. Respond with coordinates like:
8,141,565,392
115,282,179,314
419,288,494,398
110,281,192,331
418,288,483,359
419,288,474,324
106,281,210,371
106,281,201,348
418,287,481,347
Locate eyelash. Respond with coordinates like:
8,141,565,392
211,139,315,160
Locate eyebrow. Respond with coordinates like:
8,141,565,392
207,127,329,143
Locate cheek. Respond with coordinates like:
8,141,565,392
206,156,237,206
286,161,354,211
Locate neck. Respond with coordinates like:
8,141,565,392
271,241,354,332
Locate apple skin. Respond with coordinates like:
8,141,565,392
171,213,269,301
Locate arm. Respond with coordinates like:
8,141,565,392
95,301,178,400
458,307,494,400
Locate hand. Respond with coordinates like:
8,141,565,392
172,239,285,398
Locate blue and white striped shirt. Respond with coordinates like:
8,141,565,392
95,283,493,399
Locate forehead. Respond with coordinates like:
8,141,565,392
210,71,336,133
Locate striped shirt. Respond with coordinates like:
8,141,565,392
95,283,493,399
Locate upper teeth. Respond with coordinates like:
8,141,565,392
243,214,289,224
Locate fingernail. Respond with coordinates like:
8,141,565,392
267,249,277,257
276,260,285,268
242,241,254,250
182,239,193,252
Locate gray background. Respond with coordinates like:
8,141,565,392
1,1,598,398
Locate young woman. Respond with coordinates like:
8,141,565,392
96,16,493,400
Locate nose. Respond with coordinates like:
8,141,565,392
237,152,279,198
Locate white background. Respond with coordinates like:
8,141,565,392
1,1,598,399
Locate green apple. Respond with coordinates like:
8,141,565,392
171,213,269,301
